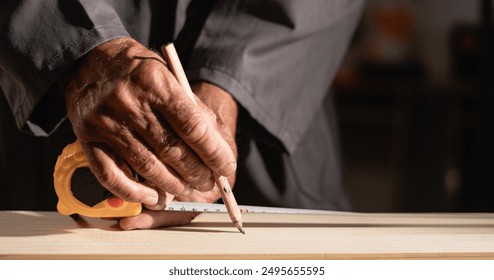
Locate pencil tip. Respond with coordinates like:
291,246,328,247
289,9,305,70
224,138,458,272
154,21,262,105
238,227,245,234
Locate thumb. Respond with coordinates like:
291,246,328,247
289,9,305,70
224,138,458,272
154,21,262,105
119,209,199,230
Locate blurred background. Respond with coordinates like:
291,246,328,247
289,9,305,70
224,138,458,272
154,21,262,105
1,0,493,212
334,0,494,212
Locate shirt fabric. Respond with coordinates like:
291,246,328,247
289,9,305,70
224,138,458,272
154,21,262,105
0,0,365,210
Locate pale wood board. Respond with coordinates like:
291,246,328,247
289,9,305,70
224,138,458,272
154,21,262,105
1,211,494,259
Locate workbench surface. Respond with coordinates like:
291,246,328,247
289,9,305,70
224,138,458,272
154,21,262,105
1,211,494,259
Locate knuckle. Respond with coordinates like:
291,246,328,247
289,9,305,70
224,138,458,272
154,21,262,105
184,163,212,184
206,109,217,122
134,157,162,179
162,178,189,197
195,177,215,192
166,147,188,166
201,141,226,166
157,134,182,160
183,113,210,144
158,143,212,185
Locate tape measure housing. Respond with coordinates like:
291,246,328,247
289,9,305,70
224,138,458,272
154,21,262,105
53,141,142,218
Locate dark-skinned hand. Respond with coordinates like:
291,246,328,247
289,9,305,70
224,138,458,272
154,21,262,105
119,82,238,229
62,37,238,229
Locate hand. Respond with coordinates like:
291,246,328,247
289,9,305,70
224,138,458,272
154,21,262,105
62,37,237,210
119,82,239,230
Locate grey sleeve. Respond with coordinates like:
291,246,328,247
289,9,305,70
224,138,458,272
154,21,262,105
186,0,365,153
0,0,131,135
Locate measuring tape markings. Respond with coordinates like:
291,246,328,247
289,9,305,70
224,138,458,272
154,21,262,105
165,202,339,215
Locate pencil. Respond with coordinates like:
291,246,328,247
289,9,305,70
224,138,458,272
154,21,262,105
161,43,245,234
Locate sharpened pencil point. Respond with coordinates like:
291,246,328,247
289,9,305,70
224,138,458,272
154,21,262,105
235,221,244,234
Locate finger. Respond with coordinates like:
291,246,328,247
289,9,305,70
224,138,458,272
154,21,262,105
153,79,237,177
175,183,221,204
109,128,194,198
119,209,199,230
82,142,159,205
131,109,215,191
144,185,174,211
195,95,237,154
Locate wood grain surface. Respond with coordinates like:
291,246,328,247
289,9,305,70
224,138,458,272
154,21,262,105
1,211,494,259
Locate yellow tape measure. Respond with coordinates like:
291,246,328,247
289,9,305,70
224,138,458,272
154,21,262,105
53,141,142,217
53,141,334,218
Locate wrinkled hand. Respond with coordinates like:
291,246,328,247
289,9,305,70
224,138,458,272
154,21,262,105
119,82,239,230
62,37,237,216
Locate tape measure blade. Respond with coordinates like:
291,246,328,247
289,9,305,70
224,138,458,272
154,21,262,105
165,202,227,213
165,202,339,215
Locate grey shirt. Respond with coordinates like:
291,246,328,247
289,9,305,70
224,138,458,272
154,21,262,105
0,0,365,210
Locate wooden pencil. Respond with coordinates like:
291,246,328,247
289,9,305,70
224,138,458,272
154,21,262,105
161,43,244,234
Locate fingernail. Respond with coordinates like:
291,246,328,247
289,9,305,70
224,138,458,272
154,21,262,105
194,176,215,192
180,185,194,197
144,194,159,206
119,220,135,231
217,161,237,177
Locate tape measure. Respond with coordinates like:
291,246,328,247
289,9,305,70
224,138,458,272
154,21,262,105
53,141,334,218
164,201,336,215
53,141,142,217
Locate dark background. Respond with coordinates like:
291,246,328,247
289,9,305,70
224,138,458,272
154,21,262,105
335,0,494,212
1,0,493,212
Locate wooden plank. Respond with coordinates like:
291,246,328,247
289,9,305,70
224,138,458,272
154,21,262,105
1,211,494,259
